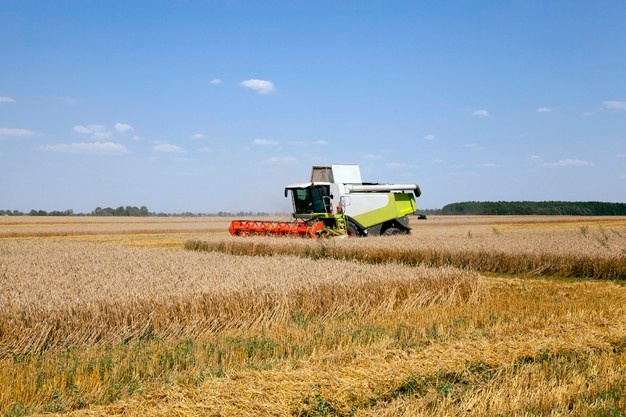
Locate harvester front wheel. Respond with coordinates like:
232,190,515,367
346,221,361,237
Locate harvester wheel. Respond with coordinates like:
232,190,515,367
346,221,360,237
382,227,402,236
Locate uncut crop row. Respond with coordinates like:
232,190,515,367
186,228,626,279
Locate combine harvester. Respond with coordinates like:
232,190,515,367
229,164,421,238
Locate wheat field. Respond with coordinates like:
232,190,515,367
0,215,624,416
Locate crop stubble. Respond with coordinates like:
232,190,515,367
0,216,624,416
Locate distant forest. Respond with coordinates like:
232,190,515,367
3,201,626,217
0,206,275,217
441,201,626,216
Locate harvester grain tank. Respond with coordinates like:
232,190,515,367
229,164,421,237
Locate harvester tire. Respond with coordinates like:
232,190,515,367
383,227,402,236
346,221,360,237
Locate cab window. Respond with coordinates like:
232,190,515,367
291,186,330,214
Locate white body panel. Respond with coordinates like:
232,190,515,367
328,183,390,217
330,164,362,184
347,184,418,193
342,193,389,217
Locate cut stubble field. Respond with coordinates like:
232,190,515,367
0,215,625,416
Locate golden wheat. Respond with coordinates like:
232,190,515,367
0,216,624,416
0,240,482,356
0,216,233,239
43,276,626,416
186,225,626,279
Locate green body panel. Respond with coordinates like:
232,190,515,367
352,193,416,228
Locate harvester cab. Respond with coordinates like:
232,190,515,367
229,164,421,238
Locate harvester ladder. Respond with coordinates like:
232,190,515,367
335,214,347,233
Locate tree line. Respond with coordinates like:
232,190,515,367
0,209,76,216
92,206,150,216
6,201,624,217
0,206,278,217
441,201,626,216
0,206,151,217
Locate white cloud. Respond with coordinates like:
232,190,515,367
602,100,626,110
210,79,223,85
0,96,15,103
114,122,133,134
0,127,36,137
172,156,195,163
290,139,328,146
386,162,409,169
472,109,490,117
543,159,594,168
267,156,296,164
74,124,104,134
153,144,184,153
252,138,279,146
63,97,79,105
42,142,127,154
537,107,552,113
192,133,206,139
198,147,211,153
241,79,276,95
362,153,382,161
482,163,497,168
74,124,112,140
423,134,435,141
43,96,79,105
528,155,542,162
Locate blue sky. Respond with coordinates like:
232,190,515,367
1,1,625,213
